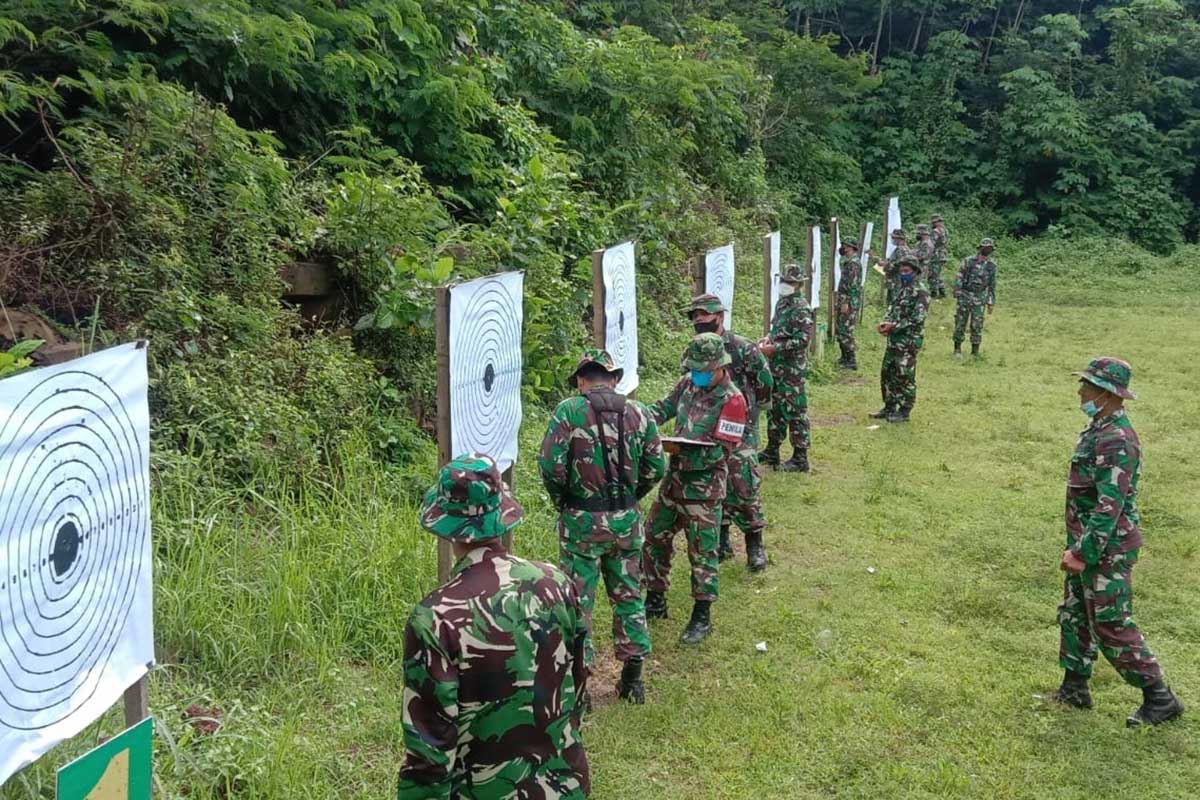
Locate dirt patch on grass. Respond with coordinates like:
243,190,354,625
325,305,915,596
810,412,857,428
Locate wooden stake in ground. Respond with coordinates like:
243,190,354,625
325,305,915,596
434,286,453,581
828,218,840,340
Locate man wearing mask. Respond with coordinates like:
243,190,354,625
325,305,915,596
643,333,747,644
930,215,950,298
1051,358,1184,727
835,238,863,370
538,348,666,704
872,255,929,423
687,294,773,572
879,228,916,305
953,238,998,358
759,265,814,473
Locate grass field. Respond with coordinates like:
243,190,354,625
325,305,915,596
3,239,1198,798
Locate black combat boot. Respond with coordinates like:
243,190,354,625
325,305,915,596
717,527,734,562
886,407,911,423
644,590,668,620
971,342,980,358
781,450,809,472
845,353,857,371
745,530,767,573
869,405,892,419
759,438,781,467
953,341,963,359
615,656,645,705
1049,671,1093,710
680,600,712,645
1126,680,1184,727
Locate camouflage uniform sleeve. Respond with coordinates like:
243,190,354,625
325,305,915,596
648,375,688,426
748,343,773,401
987,262,997,305
773,305,812,356
635,408,667,499
844,261,861,305
398,605,459,800
562,577,590,735
954,258,968,296
1071,438,1136,566
536,402,573,508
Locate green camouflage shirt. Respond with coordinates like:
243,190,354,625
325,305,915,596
537,387,666,543
767,292,814,387
398,542,590,799
955,254,997,305
883,281,929,349
1066,409,1144,566
649,373,747,500
722,331,773,446
932,226,950,262
836,255,862,308
914,238,935,272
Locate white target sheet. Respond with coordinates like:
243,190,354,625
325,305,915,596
885,197,901,260
809,227,822,310
704,243,735,329
861,221,875,286
831,221,842,298
0,342,153,785
766,232,781,324
601,242,639,395
449,272,524,472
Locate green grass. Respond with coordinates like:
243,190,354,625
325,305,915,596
4,243,1200,798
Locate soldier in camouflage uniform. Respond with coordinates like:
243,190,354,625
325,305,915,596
538,348,666,705
930,214,950,298
835,238,862,370
880,228,916,305
913,224,935,290
871,254,929,423
953,238,997,358
759,266,814,473
399,454,590,799
1050,358,1184,727
686,293,773,572
643,333,748,644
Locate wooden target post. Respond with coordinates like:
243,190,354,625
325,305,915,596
827,218,839,341
591,248,607,347
690,255,705,298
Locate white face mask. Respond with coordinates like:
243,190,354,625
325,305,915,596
778,284,796,297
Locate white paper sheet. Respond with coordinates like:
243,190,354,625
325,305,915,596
885,197,902,260
767,231,781,324
449,272,524,472
601,241,639,395
704,243,736,330
810,226,822,310
0,343,153,785
861,221,875,286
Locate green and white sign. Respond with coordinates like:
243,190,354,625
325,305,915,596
57,717,152,800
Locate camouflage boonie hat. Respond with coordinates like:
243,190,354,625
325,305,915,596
1074,357,1136,400
915,224,930,235
840,237,859,250
979,237,996,249
897,254,922,273
891,228,907,239
420,453,523,542
568,347,623,388
683,332,731,372
780,264,808,285
686,292,727,319
931,214,943,223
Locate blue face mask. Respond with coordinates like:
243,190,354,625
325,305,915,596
690,369,714,388
900,273,915,285
1081,400,1101,417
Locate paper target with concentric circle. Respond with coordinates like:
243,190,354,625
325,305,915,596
0,342,152,784
809,226,823,310
601,242,639,395
704,243,735,329
449,272,524,472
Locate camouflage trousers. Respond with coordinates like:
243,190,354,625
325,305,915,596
835,305,858,355
560,535,652,665
953,299,986,346
768,381,810,452
1058,550,1163,687
722,445,764,536
928,260,946,294
880,343,919,410
643,492,721,601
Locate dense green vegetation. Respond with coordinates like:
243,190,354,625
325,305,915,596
3,2,1200,795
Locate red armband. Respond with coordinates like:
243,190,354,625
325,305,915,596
713,393,748,445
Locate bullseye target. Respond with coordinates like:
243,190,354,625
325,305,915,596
704,243,735,329
0,342,152,784
601,241,639,394
449,272,524,472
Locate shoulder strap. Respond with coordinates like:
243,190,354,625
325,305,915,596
584,388,631,511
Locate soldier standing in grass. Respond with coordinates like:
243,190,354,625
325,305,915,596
953,238,997,359
1050,358,1184,727
643,333,747,644
759,266,814,473
399,454,590,799
881,228,916,305
871,255,929,423
835,237,862,370
538,348,666,705
930,214,950,298
913,224,935,290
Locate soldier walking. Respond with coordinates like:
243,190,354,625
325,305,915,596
538,349,666,705
643,333,748,645
399,454,590,798
1051,358,1184,727
930,214,950,298
686,294,773,572
953,238,997,358
835,238,862,370
871,255,929,423
759,266,814,473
